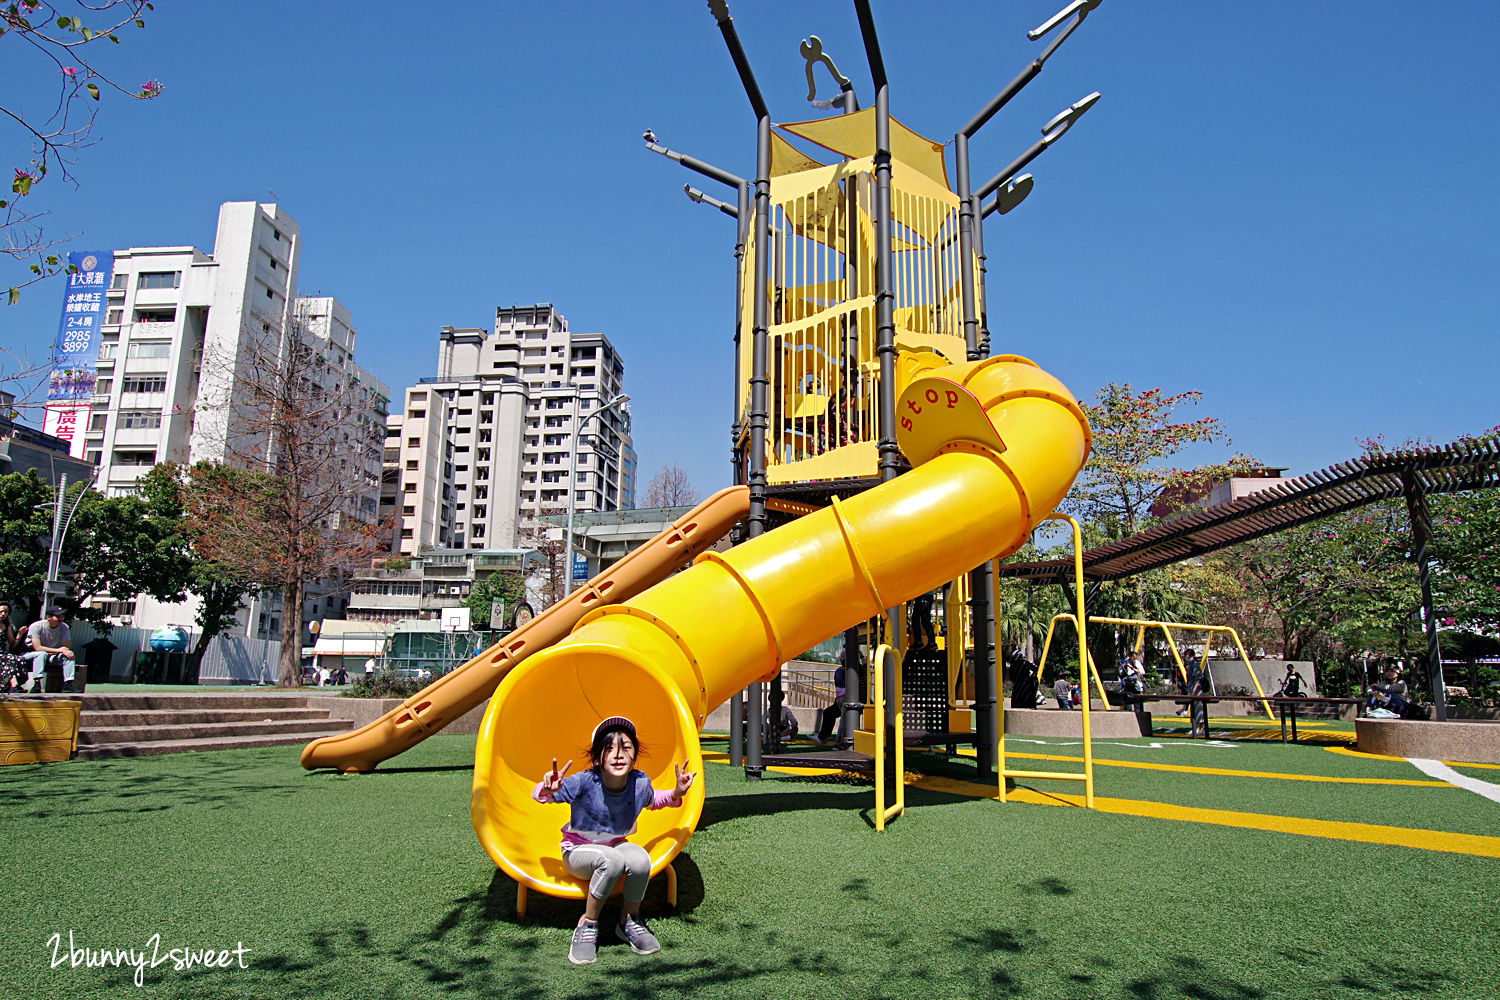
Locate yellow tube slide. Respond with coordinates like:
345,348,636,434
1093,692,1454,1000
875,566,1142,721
472,355,1090,897
299,487,749,773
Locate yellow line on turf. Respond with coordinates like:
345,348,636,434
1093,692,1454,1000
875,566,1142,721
912,775,1500,859
1325,745,1500,769
999,751,1448,787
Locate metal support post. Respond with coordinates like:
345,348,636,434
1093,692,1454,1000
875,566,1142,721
970,561,996,778
710,0,771,776
1402,471,1448,721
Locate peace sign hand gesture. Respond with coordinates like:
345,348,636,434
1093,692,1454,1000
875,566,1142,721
541,757,572,797
673,759,695,800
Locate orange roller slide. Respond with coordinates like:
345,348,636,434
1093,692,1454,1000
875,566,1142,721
299,486,749,773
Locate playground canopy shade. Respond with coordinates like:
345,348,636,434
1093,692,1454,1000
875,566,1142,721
996,438,1500,584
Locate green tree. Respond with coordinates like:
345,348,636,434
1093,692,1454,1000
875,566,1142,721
464,571,526,631
61,477,190,626
0,469,52,614
1063,383,1259,535
136,463,260,668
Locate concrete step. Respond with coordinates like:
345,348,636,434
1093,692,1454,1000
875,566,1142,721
78,718,345,746
73,730,351,759
66,693,332,712
79,708,332,728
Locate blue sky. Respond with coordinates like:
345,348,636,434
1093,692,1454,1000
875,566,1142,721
3,1,1496,498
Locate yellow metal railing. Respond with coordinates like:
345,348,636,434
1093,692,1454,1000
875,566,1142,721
999,514,1094,808
872,643,906,831
1037,615,1275,721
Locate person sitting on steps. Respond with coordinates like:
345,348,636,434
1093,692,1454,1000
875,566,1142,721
19,607,77,694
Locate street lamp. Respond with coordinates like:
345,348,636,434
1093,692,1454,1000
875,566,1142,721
562,391,629,597
36,469,98,606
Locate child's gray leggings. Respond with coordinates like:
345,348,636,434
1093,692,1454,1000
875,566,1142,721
563,842,652,904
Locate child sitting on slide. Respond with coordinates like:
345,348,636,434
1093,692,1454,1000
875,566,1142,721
533,716,695,965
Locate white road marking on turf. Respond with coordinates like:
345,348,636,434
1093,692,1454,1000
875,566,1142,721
1408,758,1500,805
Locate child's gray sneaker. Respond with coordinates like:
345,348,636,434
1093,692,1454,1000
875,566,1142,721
616,916,660,955
568,921,598,964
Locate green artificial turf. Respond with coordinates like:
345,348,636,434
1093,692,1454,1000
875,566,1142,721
1,733,1497,1000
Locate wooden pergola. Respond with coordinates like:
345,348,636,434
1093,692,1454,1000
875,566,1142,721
995,438,1500,720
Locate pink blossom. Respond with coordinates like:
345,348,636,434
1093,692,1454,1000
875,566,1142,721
139,79,165,98
60,67,78,78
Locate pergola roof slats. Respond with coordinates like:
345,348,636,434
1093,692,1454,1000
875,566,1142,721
996,439,1499,584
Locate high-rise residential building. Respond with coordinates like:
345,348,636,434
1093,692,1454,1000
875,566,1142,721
76,201,387,635
394,304,636,558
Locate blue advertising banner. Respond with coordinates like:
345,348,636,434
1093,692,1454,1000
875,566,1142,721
46,249,113,401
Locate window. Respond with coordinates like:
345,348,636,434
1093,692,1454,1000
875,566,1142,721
401,528,414,539
126,342,171,359
265,286,275,299
117,410,161,429
89,413,109,431
410,409,426,419
106,308,124,325
120,376,167,394
403,482,416,493
93,377,112,396
405,460,418,470
407,437,419,447
113,449,157,466
85,449,102,465
110,274,127,290
134,308,175,323
137,271,180,290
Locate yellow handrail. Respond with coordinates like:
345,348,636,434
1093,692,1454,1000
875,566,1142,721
1037,615,1275,721
999,514,1093,808
872,643,905,831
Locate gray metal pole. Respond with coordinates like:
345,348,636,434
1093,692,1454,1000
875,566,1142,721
854,1,900,486
46,474,67,594
971,563,997,777
853,0,904,782
710,0,771,778
1402,472,1448,721
729,690,744,766
955,134,979,359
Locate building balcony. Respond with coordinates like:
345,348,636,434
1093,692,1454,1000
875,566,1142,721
419,594,466,610
131,320,176,339
346,593,423,612
352,567,421,581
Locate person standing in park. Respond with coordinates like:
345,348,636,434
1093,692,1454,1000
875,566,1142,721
815,651,849,746
1185,652,1212,737
20,608,77,694
1053,674,1075,710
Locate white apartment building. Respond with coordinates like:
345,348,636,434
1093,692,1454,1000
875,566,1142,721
79,201,387,636
391,304,636,557
385,385,456,553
